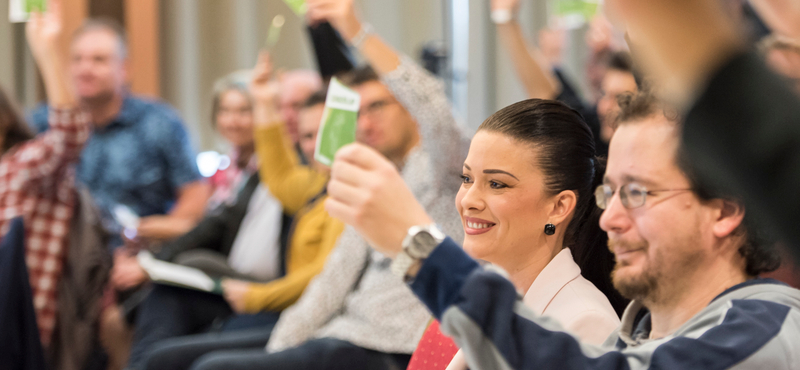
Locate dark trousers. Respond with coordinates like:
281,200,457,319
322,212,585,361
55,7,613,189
144,324,276,370
190,338,411,370
127,285,234,370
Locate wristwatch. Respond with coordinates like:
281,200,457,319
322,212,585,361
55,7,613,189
391,224,446,281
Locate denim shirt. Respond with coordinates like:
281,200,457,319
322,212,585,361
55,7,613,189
30,95,202,245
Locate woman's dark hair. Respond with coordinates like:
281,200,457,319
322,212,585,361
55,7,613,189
479,99,628,316
0,86,35,154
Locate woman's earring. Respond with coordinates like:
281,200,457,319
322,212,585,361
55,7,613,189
544,223,556,236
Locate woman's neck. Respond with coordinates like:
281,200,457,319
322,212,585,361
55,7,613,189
498,239,563,293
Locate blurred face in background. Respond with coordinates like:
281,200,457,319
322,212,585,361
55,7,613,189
215,89,254,149
298,103,325,172
354,81,420,164
70,29,127,104
597,69,638,142
279,72,320,144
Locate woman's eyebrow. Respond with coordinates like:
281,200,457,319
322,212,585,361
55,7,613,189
483,169,519,181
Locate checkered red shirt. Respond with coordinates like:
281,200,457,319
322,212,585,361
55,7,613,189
0,108,90,347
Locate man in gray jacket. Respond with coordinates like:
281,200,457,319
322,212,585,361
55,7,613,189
323,90,800,369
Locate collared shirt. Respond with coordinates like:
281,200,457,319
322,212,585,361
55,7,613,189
30,95,202,244
0,108,90,346
266,56,470,355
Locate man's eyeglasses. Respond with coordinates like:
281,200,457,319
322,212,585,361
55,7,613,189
359,99,397,119
594,183,693,210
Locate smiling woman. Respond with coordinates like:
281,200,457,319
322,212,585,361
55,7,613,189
206,71,259,210
459,99,624,314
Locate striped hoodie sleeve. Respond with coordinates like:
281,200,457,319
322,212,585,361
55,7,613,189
409,237,633,370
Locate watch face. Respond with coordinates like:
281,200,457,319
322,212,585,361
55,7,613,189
409,231,437,258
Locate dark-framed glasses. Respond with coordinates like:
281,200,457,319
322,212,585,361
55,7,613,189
594,183,693,210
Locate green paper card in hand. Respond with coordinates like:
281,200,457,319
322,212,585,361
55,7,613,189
282,0,307,16
315,78,360,166
25,0,45,12
9,0,46,23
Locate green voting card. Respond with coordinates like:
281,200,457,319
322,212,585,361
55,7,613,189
282,0,307,16
554,0,598,18
314,78,360,166
25,0,46,13
9,0,46,23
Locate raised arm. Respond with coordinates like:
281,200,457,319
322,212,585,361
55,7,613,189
307,0,469,191
492,0,561,99
3,0,90,187
250,52,328,213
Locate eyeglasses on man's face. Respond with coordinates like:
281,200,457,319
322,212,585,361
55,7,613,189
358,99,397,119
594,183,693,210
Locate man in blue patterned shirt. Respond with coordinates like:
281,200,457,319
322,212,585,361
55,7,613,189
29,18,212,369
29,19,210,252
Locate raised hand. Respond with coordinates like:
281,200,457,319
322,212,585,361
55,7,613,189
25,0,75,108
25,0,63,61
325,143,433,258
250,51,282,125
306,0,362,41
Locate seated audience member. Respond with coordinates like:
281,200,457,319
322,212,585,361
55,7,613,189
326,90,796,369
29,18,209,244
0,3,109,369
492,0,637,155
406,99,625,370
123,70,289,370
585,14,623,102
603,0,800,260
184,1,470,369
137,62,345,370
204,71,261,211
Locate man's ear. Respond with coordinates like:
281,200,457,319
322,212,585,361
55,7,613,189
548,190,578,226
712,198,746,239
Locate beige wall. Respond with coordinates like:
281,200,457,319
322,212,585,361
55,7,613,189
0,0,15,98
160,0,448,152
3,0,590,149
160,0,318,152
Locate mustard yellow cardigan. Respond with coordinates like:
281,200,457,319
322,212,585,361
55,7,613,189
243,124,344,312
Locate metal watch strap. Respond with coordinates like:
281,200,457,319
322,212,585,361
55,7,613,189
391,224,445,280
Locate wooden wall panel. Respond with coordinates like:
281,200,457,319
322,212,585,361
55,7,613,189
124,0,160,97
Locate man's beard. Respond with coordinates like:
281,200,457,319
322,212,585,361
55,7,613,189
609,239,661,302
